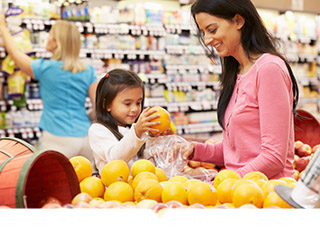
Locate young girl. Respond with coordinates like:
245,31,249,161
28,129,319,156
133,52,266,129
88,69,162,173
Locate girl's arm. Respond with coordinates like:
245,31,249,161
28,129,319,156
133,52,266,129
89,123,146,165
0,14,34,78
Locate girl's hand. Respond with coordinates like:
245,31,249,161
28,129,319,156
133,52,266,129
134,107,162,138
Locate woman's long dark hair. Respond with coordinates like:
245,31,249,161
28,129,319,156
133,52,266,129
191,0,299,129
95,68,145,156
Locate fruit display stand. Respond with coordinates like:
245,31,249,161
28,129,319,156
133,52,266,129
0,137,80,208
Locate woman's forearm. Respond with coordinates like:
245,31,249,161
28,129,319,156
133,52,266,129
0,23,34,78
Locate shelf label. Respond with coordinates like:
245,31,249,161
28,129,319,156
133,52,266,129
291,0,304,11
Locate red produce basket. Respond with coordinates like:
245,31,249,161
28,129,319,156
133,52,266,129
0,137,80,208
294,109,320,147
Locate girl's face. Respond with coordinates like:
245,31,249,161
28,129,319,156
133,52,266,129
46,29,57,52
107,87,143,127
195,12,244,58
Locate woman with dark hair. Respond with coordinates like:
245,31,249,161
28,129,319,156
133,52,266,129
180,0,299,179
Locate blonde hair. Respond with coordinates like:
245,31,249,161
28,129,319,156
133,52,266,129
50,20,86,73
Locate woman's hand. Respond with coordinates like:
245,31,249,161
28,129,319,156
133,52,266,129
180,141,195,161
134,107,161,138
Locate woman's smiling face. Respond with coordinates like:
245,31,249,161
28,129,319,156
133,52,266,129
195,12,244,58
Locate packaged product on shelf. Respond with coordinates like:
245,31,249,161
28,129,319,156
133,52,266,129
7,70,27,99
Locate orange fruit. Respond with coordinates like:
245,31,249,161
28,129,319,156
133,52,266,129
134,179,163,202
231,179,258,197
184,179,201,191
216,178,238,204
168,175,189,184
89,197,105,207
263,191,293,208
243,171,268,181
104,182,134,203
213,169,241,189
261,179,286,197
130,159,155,178
279,177,297,185
160,181,171,189
149,106,171,134
155,167,167,182
127,175,133,186
132,172,158,190
252,178,268,189
79,176,105,198
69,156,93,182
187,181,218,206
161,182,188,205
100,160,130,187
232,183,264,208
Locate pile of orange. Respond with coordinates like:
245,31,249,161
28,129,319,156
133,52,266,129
69,155,296,209
214,170,295,208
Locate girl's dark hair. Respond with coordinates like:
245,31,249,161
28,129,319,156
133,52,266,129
95,69,145,155
191,0,299,129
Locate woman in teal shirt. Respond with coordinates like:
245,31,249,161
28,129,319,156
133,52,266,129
0,15,98,169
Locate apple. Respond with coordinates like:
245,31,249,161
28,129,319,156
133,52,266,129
165,200,184,208
41,203,62,209
137,199,158,208
71,192,92,206
74,201,90,208
293,169,300,181
312,144,320,154
214,204,229,209
297,144,312,157
294,140,304,151
38,196,62,208
188,203,206,209
0,206,11,209
150,203,168,213
188,160,201,168
63,203,74,209
239,204,258,209
89,198,105,207
295,156,310,172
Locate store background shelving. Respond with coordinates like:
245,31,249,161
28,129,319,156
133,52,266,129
0,0,320,146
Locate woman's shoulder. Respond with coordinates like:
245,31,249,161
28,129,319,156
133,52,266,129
257,53,284,65
255,53,287,72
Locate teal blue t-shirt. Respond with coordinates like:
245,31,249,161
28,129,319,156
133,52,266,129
31,59,97,137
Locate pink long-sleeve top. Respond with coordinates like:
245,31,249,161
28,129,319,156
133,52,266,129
192,53,295,179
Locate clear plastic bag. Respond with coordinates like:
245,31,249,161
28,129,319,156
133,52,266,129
145,135,218,182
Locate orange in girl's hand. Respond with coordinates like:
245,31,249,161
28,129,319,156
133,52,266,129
149,106,171,134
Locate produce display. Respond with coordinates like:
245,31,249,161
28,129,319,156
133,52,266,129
1,107,319,210
293,140,319,180
22,155,307,212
